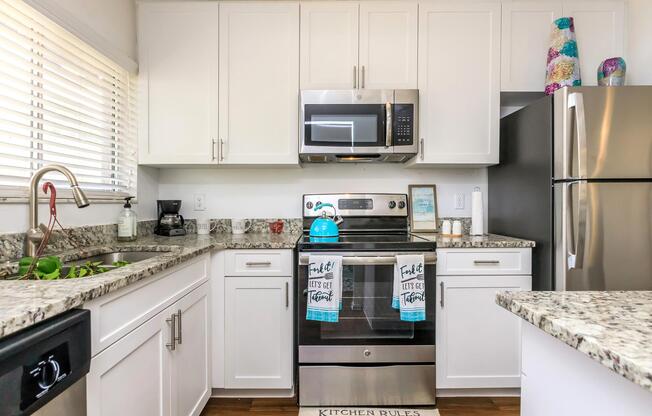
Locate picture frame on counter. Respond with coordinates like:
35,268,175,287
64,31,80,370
408,184,439,233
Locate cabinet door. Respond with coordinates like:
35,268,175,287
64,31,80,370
435,275,531,389
300,2,359,89
87,310,172,416
501,1,563,92
138,3,218,164
171,284,211,416
224,276,293,389
415,1,500,166
562,1,625,86
218,2,299,165
359,2,417,89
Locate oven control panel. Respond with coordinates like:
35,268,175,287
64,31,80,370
392,104,414,146
303,194,408,217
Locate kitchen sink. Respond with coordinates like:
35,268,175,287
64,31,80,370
67,251,165,266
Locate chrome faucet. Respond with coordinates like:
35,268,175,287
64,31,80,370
25,164,90,257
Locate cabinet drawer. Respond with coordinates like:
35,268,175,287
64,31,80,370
84,254,209,356
224,250,293,277
436,248,531,275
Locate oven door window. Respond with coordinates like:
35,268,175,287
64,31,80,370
304,104,386,147
299,263,435,346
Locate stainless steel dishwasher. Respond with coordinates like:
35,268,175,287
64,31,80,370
0,309,90,416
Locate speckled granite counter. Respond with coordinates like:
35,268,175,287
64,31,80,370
497,290,652,393
413,233,535,248
0,232,301,339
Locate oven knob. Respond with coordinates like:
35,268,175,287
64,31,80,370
306,201,314,209
388,201,396,209
398,201,406,209
38,359,61,390
363,349,371,357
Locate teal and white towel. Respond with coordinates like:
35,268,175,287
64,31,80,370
306,255,342,322
392,254,426,322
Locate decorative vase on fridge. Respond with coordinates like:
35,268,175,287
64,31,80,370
598,57,626,86
545,17,581,95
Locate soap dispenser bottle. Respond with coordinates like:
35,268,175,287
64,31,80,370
118,197,137,242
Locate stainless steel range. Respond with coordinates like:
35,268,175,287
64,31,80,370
297,193,436,406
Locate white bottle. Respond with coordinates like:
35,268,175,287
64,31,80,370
118,197,137,242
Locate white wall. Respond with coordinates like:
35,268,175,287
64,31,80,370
626,0,652,85
27,0,137,69
158,165,487,221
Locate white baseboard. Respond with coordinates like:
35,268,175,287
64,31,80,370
436,388,520,397
211,387,295,398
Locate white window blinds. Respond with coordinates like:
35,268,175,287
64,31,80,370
0,0,137,198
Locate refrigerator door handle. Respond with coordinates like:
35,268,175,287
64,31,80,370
568,93,588,179
567,181,588,270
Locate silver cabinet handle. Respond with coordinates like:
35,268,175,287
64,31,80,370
353,65,357,89
420,138,424,160
440,281,444,308
566,181,587,270
175,309,182,345
245,261,272,266
219,139,225,161
473,260,501,265
285,281,289,308
361,65,365,89
166,314,176,351
211,139,217,161
385,102,393,147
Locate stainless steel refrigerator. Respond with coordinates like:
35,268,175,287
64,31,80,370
489,86,652,291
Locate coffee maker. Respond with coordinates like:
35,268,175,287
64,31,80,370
155,200,186,236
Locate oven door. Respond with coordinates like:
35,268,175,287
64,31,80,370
300,90,394,156
298,251,436,363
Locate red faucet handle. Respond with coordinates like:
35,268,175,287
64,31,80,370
42,181,57,216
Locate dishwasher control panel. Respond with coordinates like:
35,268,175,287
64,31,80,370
0,309,90,415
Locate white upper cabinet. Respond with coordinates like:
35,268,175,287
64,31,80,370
300,1,417,90
300,2,359,90
562,1,625,86
413,1,500,166
219,2,300,165
501,1,563,92
138,2,219,165
359,2,418,89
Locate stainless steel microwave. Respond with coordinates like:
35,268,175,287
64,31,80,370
299,89,418,163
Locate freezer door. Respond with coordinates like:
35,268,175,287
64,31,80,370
555,181,652,290
553,86,652,180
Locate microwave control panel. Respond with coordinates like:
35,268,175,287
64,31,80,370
392,104,414,145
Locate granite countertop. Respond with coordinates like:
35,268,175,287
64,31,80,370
496,291,652,393
413,233,536,248
0,232,301,339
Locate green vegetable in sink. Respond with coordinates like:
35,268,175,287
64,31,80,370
18,256,63,279
112,260,131,267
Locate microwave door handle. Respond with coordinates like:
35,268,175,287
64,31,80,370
385,102,393,147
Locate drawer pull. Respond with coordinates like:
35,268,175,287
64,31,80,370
245,261,272,267
473,260,501,265
166,314,176,351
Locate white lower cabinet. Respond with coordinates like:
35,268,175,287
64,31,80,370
436,249,532,391
224,275,293,389
87,282,211,416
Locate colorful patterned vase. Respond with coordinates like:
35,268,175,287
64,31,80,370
598,57,626,86
545,17,581,95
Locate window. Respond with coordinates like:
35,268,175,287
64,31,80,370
0,0,137,199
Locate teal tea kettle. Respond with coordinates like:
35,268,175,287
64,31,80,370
309,203,343,241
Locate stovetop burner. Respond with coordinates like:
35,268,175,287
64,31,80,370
297,232,436,252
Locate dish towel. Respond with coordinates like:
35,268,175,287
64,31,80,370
392,254,426,322
306,255,342,322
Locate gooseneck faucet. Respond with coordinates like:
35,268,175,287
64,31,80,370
25,164,90,257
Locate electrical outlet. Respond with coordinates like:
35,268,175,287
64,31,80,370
454,193,465,210
194,193,206,211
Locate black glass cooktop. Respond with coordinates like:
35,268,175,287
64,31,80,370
297,232,436,252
